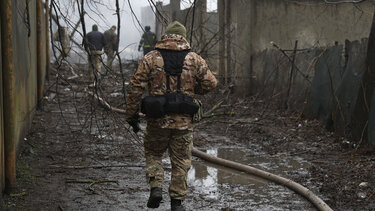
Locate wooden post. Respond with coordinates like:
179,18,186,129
155,1,163,40
197,0,207,56
45,0,50,81
225,0,232,86
170,0,180,21
285,40,298,109
218,0,226,84
37,0,44,102
0,0,16,193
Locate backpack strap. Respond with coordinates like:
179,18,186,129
158,49,190,93
165,73,181,93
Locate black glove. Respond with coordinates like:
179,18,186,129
126,114,140,133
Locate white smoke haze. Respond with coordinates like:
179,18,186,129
53,0,156,62
51,0,217,62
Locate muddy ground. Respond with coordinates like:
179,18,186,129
1,63,375,211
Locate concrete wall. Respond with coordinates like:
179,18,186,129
250,1,374,52
218,0,375,144
141,6,155,32
156,0,375,143
0,0,48,192
221,0,374,94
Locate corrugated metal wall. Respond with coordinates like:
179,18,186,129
0,0,48,194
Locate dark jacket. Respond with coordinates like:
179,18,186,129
139,31,157,48
85,30,106,51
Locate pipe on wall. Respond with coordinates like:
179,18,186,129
36,0,44,103
0,15,5,193
45,0,50,81
0,0,17,193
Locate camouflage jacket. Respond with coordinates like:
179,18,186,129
126,34,217,130
53,27,71,52
104,29,118,51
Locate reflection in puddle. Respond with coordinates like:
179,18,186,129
188,147,313,209
188,148,269,200
189,149,219,199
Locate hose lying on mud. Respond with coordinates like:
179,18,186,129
192,148,333,211
87,93,333,211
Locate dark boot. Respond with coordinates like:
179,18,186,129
171,198,185,211
147,187,163,208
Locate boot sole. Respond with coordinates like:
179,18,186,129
147,195,162,208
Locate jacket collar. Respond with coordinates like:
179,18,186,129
155,34,191,51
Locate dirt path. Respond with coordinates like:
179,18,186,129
1,64,375,210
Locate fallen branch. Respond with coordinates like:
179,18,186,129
202,111,235,118
10,192,27,197
49,164,144,169
203,100,223,116
65,179,119,185
86,91,126,114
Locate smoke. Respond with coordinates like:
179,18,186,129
53,0,159,61
83,0,152,60
51,0,216,62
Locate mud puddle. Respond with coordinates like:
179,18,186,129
184,145,315,210
147,131,315,211
90,129,316,210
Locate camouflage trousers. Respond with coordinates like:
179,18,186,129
144,126,193,200
87,50,103,82
105,49,115,69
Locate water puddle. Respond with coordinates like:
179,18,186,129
84,128,314,209
190,147,311,183
188,147,314,210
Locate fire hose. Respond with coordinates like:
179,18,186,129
192,148,333,211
